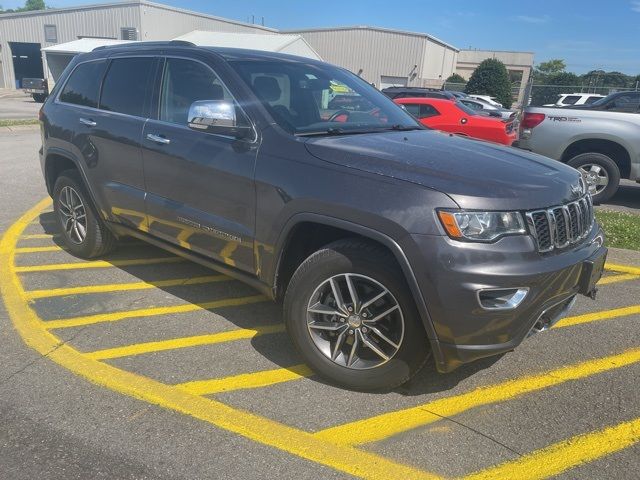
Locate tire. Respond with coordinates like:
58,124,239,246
32,93,46,103
52,169,116,258
567,152,620,204
283,239,430,391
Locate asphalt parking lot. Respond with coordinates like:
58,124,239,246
1,127,639,479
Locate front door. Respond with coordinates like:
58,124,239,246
141,57,258,274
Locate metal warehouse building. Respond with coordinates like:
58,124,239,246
285,26,460,89
0,0,276,89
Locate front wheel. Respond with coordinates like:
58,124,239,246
567,152,620,204
283,239,430,391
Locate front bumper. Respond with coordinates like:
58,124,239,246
407,225,606,372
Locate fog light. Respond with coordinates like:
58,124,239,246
477,287,529,310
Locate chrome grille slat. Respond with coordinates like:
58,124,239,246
527,195,594,252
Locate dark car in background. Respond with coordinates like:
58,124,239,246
39,42,606,390
569,91,640,113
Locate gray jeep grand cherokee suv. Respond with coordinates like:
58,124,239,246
39,42,607,390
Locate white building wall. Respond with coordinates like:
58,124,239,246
0,3,141,89
140,2,276,40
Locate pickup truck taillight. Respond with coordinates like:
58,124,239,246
521,112,545,129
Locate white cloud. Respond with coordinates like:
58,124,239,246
513,15,550,24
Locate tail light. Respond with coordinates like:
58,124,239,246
521,112,545,129
38,106,45,122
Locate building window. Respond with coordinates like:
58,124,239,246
120,27,138,41
44,24,57,43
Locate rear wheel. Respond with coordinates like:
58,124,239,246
567,152,620,204
283,239,430,391
32,93,46,103
53,169,116,258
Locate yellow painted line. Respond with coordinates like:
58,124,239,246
463,417,640,480
43,293,268,330
20,233,59,240
555,304,640,328
605,262,640,276
177,364,313,395
2,198,442,480
597,273,639,285
25,274,228,299
85,324,286,360
15,245,63,253
14,255,184,273
313,347,640,447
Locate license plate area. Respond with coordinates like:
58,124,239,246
578,247,607,296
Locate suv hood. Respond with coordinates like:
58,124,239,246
304,129,582,211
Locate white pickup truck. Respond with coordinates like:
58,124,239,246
517,92,640,203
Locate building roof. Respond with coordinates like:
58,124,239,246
41,38,135,54
173,31,321,60
283,25,459,52
0,0,277,33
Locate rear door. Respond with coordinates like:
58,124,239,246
140,56,258,273
54,56,157,229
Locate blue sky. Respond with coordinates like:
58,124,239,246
5,0,640,74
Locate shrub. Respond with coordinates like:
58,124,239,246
465,58,513,108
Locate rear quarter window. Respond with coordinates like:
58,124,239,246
59,60,107,108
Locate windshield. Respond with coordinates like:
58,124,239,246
588,93,615,107
228,60,422,135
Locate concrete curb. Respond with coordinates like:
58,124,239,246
0,124,39,132
607,247,640,267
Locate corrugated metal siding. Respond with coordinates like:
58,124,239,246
294,29,426,87
0,4,141,88
141,4,276,40
293,28,457,88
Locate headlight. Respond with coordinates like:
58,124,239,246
438,210,526,242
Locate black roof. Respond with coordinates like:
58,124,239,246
91,41,325,64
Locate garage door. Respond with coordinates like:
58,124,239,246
380,75,407,89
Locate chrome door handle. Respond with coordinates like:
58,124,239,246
79,118,96,127
146,133,171,145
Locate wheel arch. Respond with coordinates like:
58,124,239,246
561,138,631,179
271,213,444,367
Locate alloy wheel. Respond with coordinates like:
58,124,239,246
578,164,609,195
58,186,87,245
306,273,404,370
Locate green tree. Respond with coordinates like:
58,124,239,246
464,58,513,108
23,0,45,10
446,73,466,84
536,59,566,75
530,72,580,106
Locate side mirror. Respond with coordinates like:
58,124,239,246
187,100,252,139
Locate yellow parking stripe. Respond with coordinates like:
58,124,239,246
20,233,59,240
43,293,268,329
177,364,313,395
85,323,286,360
605,262,640,275
555,304,640,328
15,245,63,253
3,198,443,480
313,347,640,446
25,274,228,299
464,417,640,480
14,256,184,272
598,273,639,285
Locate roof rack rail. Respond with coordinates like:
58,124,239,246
93,40,196,51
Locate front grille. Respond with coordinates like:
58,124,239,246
526,196,593,252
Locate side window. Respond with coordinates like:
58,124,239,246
561,95,581,105
403,104,421,117
584,96,601,105
100,57,156,117
419,104,439,118
159,58,242,126
612,94,640,110
59,60,107,108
